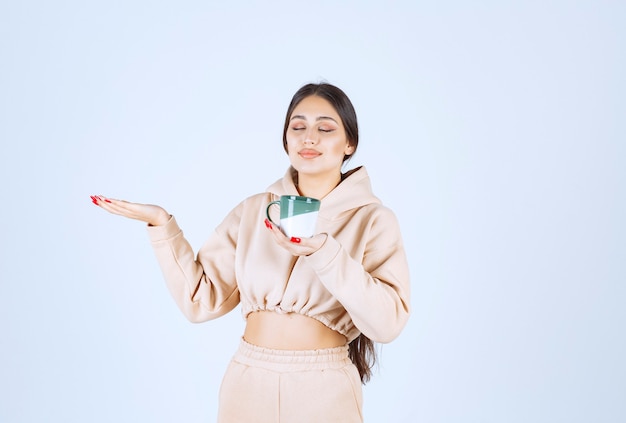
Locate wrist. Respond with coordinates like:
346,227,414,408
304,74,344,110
306,233,328,256
149,211,171,226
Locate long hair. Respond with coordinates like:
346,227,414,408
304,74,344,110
348,333,377,384
283,82,376,384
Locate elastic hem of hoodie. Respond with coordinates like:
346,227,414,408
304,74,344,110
242,304,356,340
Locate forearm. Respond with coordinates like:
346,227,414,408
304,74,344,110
304,235,411,343
148,216,240,322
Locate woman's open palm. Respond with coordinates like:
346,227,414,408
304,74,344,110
91,195,170,226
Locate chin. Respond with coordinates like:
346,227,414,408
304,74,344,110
290,158,341,177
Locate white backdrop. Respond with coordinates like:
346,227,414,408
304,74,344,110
1,1,624,422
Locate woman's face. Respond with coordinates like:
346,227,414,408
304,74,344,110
285,95,354,179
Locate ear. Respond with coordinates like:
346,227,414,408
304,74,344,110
344,143,355,155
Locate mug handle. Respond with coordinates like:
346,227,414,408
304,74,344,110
265,201,280,226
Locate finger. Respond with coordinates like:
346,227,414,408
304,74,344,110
91,195,146,220
285,234,326,255
92,195,127,213
265,222,320,256
264,219,284,237
265,221,297,248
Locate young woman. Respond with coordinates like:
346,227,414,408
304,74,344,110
92,83,410,422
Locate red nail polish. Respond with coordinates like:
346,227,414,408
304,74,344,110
290,237,301,243
264,219,272,229
104,198,112,203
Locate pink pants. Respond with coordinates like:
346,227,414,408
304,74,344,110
217,339,363,423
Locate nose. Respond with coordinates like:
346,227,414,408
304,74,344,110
304,128,318,145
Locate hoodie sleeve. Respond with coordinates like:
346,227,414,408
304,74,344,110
147,209,241,323
303,207,410,343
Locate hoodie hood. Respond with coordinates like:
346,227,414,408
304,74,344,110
266,166,381,221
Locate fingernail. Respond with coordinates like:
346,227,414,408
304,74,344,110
91,196,99,204
264,219,272,229
290,237,301,243
104,198,111,203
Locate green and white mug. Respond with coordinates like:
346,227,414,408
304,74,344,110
266,195,321,238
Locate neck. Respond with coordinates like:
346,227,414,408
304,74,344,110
296,171,342,200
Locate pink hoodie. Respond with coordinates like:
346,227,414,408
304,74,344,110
148,166,410,343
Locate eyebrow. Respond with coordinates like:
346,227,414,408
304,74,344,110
290,114,338,123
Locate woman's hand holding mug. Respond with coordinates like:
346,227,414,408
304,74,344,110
265,195,325,256
264,217,327,257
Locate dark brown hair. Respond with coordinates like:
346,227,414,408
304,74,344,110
282,82,359,163
283,83,376,384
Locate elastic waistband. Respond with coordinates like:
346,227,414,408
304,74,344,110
233,338,351,372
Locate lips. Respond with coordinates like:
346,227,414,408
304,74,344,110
298,149,321,159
